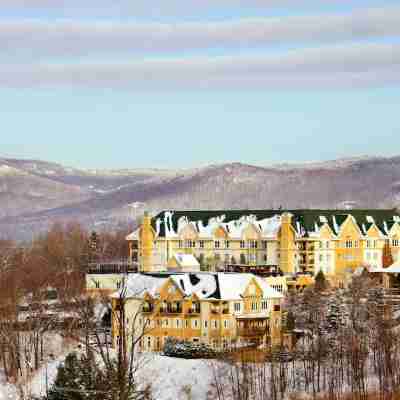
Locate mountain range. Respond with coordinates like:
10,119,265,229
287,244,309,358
1,156,400,240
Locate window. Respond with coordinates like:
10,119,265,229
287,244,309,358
393,239,399,247
251,302,258,311
94,280,100,289
176,319,181,328
234,302,241,312
263,254,267,262
192,319,199,329
326,241,330,249
354,241,359,248
186,240,195,248
319,254,323,262
185,320,189,328
179,240,183,249
199,240,205,249
374,240,378,248
240,240,246,249
319,241,323,249
214,240,220,249
116,281,122,289
345,240,353,248
204,320,208,329
367,240,371,248
224,320,229,329
261,300,268,310
249,240,258,249
262,240,268,249
212,320,218,329
225,240,230,249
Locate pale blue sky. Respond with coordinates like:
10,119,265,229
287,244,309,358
0,0,399,169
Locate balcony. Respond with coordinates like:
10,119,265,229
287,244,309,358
159,303,183,314
142,305,154,313
160,307,182,315
237,327,268,337
186,308,201,315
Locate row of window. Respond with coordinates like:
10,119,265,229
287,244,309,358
143,318,233,330
178,240,269,249
318,254,332,263
93,280,122,289
175,238,398,250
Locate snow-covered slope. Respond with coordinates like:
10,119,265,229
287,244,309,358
1,156,400,240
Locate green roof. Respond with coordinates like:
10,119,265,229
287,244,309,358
151,209,400,238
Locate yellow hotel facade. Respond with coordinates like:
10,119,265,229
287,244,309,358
127,209,400,283
111,272,283,352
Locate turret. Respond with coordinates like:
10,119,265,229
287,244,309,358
279,212,296,274
139,211,154,272
270,302,282,348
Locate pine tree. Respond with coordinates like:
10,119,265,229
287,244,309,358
286,311,296,332
315,270,327,292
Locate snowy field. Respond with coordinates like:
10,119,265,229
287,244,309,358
1,350,215,400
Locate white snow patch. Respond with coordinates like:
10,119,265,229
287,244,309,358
138,355,213,400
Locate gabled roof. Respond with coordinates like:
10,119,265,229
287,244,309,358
138,209,400,240
112,272,282,301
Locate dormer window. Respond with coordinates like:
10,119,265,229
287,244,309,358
214,240,220,249
240,240,246,249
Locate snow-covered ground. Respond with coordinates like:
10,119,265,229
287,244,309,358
1,349,214,400
138,355,213,400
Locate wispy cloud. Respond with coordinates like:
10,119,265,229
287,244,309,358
1,6,399,60
0,43,398,89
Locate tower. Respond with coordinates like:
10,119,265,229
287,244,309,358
270,303,282,348
279,212,296,274
139,211,154,272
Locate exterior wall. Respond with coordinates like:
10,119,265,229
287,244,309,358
314,225,336,276
113,278,283,353
86,274,125,295
279,213,296,274
140,212,155,272
131,212,400,280
335,217,365,277
389,224,400,263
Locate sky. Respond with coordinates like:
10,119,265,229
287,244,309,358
1,0,399,169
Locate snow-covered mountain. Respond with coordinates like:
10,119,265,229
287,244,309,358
1,156,400,240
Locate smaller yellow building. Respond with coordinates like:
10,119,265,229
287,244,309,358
111,272,283,352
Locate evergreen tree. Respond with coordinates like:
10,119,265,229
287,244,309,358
46,352,111,400
315,270,327,292
285,311,296,332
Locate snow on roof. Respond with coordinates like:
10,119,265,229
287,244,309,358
366,216,375,224
384,260,400,273
171,274,218,299
111,274,168,298
217,273,283,300
172,253,200,268
113,272,282,301
126,229,140,241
